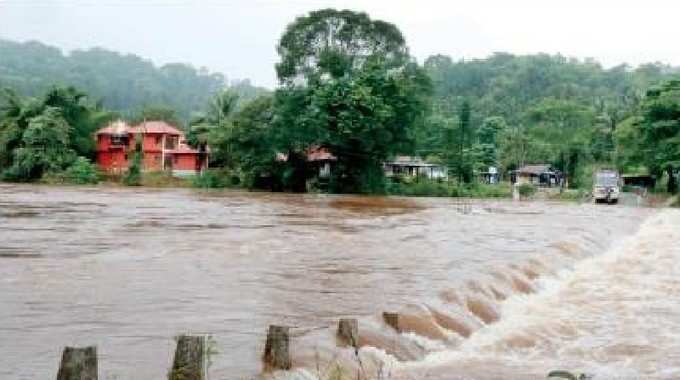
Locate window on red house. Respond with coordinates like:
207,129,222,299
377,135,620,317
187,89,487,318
111,134,128,146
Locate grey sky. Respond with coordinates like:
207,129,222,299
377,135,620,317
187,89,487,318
1,0,679,88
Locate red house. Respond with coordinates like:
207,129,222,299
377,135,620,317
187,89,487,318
95,120,208,176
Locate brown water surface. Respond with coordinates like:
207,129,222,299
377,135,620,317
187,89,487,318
0,184,671,380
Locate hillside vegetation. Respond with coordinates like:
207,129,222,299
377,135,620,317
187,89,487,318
1,9,679,194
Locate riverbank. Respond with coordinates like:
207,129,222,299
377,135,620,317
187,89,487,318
6,175,677,209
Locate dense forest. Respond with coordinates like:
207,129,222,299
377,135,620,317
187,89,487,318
0,39,268,122
417,53,680,187
1,9,679,195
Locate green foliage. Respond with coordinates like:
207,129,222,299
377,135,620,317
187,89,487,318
1,106,76,181
131,105,182,127
60,157,99,184
43,86,115,159
0,85,114,183
187,89,242,168
0,39,232,122
267,9,432,193
191,169,240,189
275,9,408,84
221,95,280,188
419,53,680,191
3,18,680,196
274,58,431,193
123,136,143,186
614,116,645,173
42,156,100,185
386,179,450,197
518,183,537,198
638,80,680,193
139,171,190,188
386,178,511,198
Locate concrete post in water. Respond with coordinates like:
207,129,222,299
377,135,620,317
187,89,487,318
547,370,580,380
382,312,401,332
56,346,97,380
263,325,291,371
169,335,206,380
513,183,520,201
337,318,358,348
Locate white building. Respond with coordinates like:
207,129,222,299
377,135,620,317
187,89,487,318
384,156,448,179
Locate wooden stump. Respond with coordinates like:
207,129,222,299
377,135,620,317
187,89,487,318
263,325,291,371
383,312,400,332
169,335,206,380
337,318,359,348
56,346,97,380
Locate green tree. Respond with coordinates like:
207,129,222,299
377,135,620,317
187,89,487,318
498,124,531,171
0,39,225,123
123,135,143,186
638,80,680,193
3,107,76,180
188,89,241,167
275,59,430,193
43,86,114,158
475,116,507,169
614,116,645,174
275,9,408,84
227,95,281,188
0,87,108,182
131,105,182,127
273,9,431,193
454,100,474,182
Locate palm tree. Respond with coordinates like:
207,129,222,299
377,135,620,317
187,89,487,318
187,89,240,167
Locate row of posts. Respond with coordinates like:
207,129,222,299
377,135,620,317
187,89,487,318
55,313,405,380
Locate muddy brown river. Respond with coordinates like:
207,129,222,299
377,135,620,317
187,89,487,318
1,184,678,380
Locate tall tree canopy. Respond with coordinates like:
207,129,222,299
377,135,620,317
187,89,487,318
416,52,680,188
0,86,113,181
638,80,680,193
275,9,409,84
271,9,431,193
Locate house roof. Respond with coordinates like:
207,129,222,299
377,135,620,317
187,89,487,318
307,147,335,161
96,120,183,136
517,164,553,175
130,121,182,135
95,120,130,135
276,147,337,162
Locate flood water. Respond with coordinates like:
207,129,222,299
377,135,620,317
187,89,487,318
0,184,676,380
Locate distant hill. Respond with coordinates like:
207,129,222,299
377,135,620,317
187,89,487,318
0,39,268,123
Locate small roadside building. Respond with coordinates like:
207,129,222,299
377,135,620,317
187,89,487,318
383,156,448,180
622,174,656,190
95,120,208,176
477,166,500,184
307,147,336,179
511,164,563,187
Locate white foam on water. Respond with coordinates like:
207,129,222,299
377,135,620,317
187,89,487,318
400,331,448,352
397,209,680,379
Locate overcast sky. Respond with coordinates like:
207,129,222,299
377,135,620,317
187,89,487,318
1,0,679,88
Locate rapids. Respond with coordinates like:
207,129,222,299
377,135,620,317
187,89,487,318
0,184,673,380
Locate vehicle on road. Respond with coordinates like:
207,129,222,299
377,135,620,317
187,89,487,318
593,169,621,204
